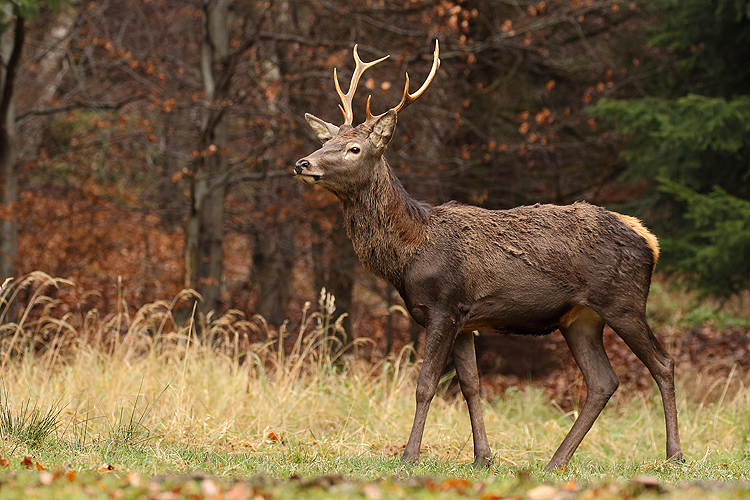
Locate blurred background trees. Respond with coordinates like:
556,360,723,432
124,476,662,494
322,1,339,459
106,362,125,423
593,0,750,299
0,0,64,282
0,0,746,352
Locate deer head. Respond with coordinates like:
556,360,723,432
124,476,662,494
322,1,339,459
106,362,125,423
295,42,440,197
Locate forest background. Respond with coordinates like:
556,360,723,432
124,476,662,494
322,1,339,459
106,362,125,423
0,0,748,398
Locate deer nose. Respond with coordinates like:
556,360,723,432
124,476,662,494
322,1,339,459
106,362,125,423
294,159,309,175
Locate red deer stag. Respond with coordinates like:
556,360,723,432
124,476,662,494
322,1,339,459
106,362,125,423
294,41,683,470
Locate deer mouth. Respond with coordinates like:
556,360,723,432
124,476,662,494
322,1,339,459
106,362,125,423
295,172,322,184
294,159,323,183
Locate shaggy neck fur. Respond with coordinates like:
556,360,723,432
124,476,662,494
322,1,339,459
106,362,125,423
340,158,432,289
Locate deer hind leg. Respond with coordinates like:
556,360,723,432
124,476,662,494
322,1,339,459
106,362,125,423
604,310,683,463
402,313,457,464
546,307,618,470
452,331,492,467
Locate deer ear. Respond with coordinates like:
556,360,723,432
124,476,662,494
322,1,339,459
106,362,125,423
369,109,397,153
305,113,339,143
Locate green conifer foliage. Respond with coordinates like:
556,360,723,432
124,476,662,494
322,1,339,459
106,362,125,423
592,0,750,298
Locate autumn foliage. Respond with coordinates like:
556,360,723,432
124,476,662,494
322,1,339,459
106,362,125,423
1,0,747,365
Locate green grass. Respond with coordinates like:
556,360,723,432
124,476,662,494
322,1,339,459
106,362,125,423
0,273,748,498
0,388,63,450
647,277,750,329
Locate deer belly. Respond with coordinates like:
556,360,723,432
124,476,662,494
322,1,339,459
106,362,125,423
463,297,569,335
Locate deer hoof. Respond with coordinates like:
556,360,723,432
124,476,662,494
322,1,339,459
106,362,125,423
400,451,420,464
667,450,685,463
543,458,569,472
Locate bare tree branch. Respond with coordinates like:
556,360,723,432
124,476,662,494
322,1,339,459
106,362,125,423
15,93,148,123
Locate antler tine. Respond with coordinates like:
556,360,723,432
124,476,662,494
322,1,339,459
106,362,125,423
334,45,389,125
393,40,440,113
366,40,441,121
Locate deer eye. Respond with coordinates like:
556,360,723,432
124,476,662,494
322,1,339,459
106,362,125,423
348,146,361,154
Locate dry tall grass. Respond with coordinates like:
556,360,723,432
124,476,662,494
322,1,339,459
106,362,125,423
0,272,747,468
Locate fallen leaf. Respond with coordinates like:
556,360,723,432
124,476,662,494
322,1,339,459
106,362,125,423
21,456,34,468
201,479,219,497
0,458,8,467
633,475,664,492
66,470,76,482
154,492,179,500
266,431,285,443
634,476,660,487
36,462,45,471
226,482,251,500
441,478,470,491
561,481,578,491
362,483,382,500
527,485,558,500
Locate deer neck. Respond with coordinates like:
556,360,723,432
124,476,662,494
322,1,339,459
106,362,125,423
340,159,432,288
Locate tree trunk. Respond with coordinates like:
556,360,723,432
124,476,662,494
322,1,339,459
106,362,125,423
0,8,23,282
248,18,297,327
326,222,356,340
185,0,231,318
311,211,357,348
252,220,294,325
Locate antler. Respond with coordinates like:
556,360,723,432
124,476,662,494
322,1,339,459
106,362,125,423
334,45,389,126
366,40,441,121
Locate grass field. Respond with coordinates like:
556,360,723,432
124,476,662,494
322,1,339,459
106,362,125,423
0,273,749,498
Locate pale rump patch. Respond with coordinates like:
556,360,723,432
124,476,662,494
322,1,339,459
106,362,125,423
612,212,660,266
559,305,585,329
559,305,602,330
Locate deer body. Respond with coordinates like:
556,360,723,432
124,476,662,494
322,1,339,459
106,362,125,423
295,42,683,469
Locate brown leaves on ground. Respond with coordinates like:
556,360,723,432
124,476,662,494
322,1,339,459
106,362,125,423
265,431,286,444
0,465,746,499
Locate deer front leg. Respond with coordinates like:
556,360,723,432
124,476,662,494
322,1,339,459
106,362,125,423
401,314,457,464
453,331,492,467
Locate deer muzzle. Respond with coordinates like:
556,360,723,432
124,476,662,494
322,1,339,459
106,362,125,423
294,158,321,183
294,159,309,175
